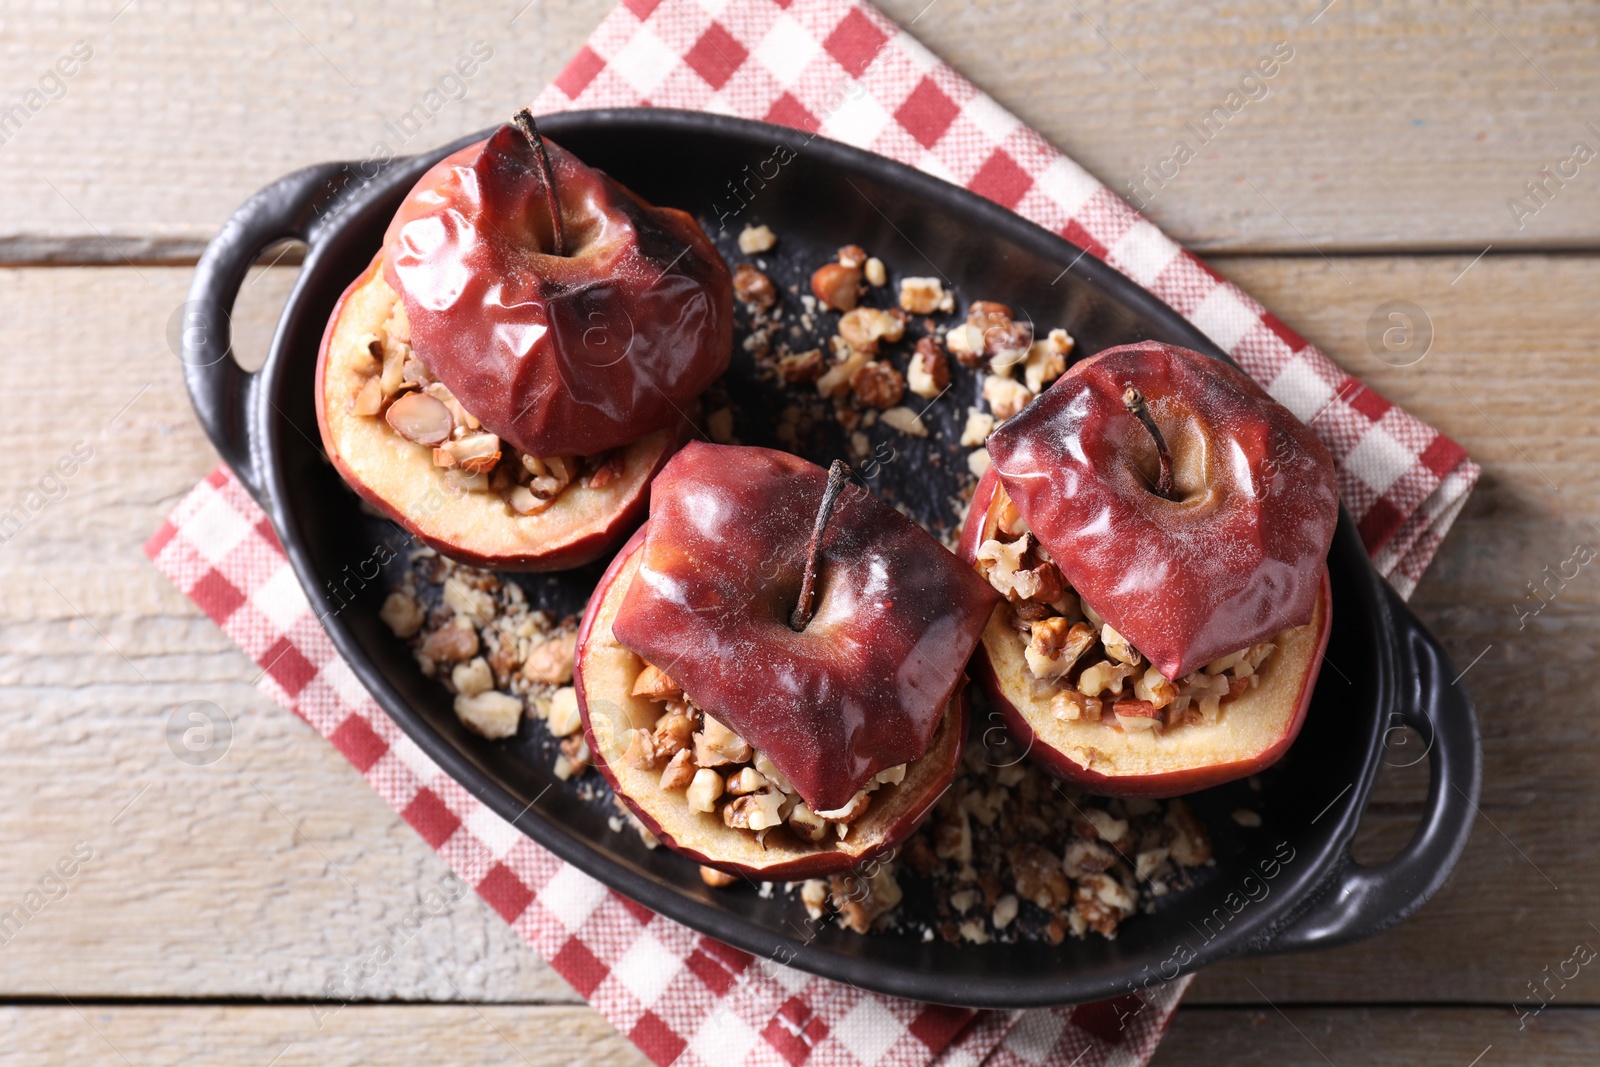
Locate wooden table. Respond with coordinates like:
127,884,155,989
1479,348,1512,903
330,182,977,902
2,1,1594,1062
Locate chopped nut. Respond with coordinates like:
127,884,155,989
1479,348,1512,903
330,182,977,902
1022,332,1070,393
733,263,777,310
523,633,577,685
879,406,928,437
558,734,590,777
934,807,972,863
958,918,991,944
1009,843,1072,910
899,277,953,315
631,664,682,701
831,867,902,933
800,878,829,919
836,244,868,268
441,433,500,474
450,656,494,698
755,752,793,793
659,749,696,792
1101,624,1142,666
686,768,724,812
622,728,661,770
906,337,950,399
1232,808,1263,828
379,591,425,638
1165,799,1212,866
422,620,479,663
816,350,869,398
723,790,785,831
351,375,385,416
777,348,825,384
960,409,995,447
454,690,523,740
700,865,738,888
1083,808,1130,845
1063,838,1118,877
992,894,1019,929
737,224,776,254
1051,688,1101,723
945,323,985,366
983,374,1033,420
967,449,991,478
694,715,753,767
1074,872,1135,937
837,307,905,352
1026,619,1097,681
811,262,862,311
850,360,906,409
443,576,497,625
726,767,769,795
864,256,887,287
651,710,694,759
814,791,870,824
384,391,453,446
546,686,581,737
968,302,1033,371
1078,660,1137,698
1134,665,1177,709
787,802,829,843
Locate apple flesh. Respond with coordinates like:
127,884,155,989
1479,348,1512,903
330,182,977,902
381,121,732,459
607,443,998,813
576,529,968,879
959,468,1331,797
987,341,1338,682
316,259,680,571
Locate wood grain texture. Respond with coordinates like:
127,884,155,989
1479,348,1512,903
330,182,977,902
0,0,1596,261
1153,1007,1595,1066
0,1005,649,1067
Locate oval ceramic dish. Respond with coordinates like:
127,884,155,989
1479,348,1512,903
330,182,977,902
182,108,1480,1008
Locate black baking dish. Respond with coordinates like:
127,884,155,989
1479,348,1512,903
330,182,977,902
181,108,1481,1008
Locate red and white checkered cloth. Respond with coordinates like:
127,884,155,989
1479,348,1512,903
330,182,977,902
149,2,1478,1064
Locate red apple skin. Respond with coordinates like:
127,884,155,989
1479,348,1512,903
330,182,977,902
987,342,1338,682
576,527,969,880
381,125,732,459
608,443,998,813
958,468,1332,797
315,259,684,572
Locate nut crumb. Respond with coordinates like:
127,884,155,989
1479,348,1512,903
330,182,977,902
737,224,776,254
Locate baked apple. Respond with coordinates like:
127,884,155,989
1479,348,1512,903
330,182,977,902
316,111,732,570
575,444,998,878
960,342,1338,796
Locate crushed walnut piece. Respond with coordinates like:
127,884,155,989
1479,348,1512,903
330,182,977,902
382,550,582,748
972,488,1285,735
628,661,909,850
350,303,626,517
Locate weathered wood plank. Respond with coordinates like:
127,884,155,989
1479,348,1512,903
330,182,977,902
0,252,1592,1010
0,1004,649,1067
1154,1007,1593,1066
1,0,1596,260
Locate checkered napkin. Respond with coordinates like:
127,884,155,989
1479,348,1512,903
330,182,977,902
149,1,1478,1064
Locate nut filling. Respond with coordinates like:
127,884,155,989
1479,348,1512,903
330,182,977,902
623,662,910,846
352,300,627,515
975,486,1295,733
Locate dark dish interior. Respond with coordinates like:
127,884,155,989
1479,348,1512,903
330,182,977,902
250,111,1392,1006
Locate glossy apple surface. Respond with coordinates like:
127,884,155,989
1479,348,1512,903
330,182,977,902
987,341,1338,681
608,443,997,814
316,259,679,571
959,469,1331,797
577,529,968,879
381,122,732,458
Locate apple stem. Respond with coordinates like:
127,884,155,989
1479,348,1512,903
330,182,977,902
1122,385,1176,500
790,459,850,632
512,109,567,257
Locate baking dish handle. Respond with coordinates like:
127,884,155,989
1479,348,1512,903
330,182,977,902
1262,582,1482,953
181,162,351,502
